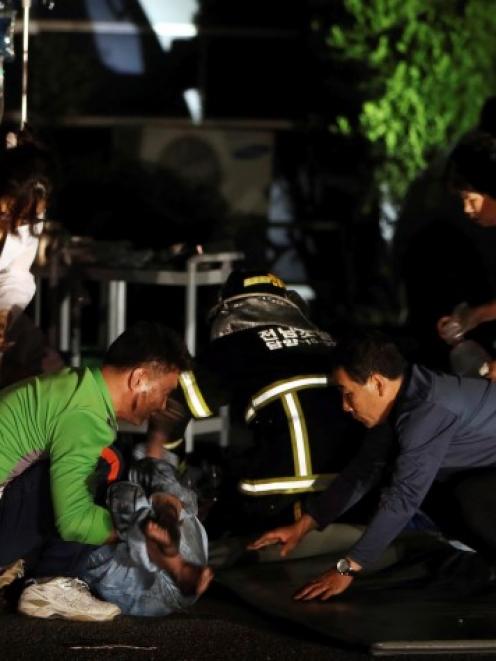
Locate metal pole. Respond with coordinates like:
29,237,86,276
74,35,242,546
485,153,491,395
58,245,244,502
0,56,4,123
20,0,31,128
185,255,198,356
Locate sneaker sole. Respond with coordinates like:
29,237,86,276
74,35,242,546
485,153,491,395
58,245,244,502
19,602,120,622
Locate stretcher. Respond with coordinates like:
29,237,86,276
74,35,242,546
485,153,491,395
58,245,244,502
216,533,496,655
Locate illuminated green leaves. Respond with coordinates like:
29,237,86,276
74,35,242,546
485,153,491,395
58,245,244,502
328,0,496,203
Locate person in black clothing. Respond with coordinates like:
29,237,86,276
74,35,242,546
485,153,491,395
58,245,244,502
146,270,370,538
250,331,496,600
437,131,496,377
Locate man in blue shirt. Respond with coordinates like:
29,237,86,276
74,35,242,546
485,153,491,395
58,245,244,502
250,331,496,600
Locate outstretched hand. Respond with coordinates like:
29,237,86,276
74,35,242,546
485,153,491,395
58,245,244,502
294,568,354,601
247,524,301,557
247,514,316,558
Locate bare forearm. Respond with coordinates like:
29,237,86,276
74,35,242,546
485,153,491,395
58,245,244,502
347,557,363,572
470,300,496,327
296,513,318,537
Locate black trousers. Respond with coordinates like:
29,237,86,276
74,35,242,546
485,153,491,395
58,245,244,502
0,460,97,577
422,468,496,562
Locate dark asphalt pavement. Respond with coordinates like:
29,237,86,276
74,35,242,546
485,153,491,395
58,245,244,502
0,582,369,661
4,581,496,661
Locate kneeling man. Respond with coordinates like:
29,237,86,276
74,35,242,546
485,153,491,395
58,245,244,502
251,332,496,600
0,321,189,619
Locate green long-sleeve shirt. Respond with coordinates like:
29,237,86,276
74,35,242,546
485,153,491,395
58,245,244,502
0,367,116,544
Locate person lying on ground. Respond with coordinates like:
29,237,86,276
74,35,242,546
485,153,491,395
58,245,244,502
81,458,213,616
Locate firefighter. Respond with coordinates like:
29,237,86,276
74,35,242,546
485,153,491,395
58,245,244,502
147,270,369,536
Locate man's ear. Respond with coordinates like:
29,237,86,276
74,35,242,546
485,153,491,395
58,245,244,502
370,373,387,396
129,367,148,393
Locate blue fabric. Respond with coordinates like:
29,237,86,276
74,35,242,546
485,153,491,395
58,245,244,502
83,462,208,616
306,365,496,567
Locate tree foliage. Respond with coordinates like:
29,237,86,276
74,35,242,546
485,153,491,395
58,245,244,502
328,0,496,203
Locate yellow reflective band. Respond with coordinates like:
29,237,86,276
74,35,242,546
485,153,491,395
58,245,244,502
245,375,329,421
179,371,213,419
163,438,184,451
239,473,337,495
243,273,285,289
243,376,329,492
245,406,256,422
283,392,312,477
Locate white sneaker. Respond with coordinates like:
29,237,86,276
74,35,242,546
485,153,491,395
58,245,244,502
18,577,121,622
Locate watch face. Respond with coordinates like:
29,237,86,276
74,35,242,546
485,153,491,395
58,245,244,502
336,558,351,574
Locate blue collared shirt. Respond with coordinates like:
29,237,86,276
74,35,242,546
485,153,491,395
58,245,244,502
305,364,496,567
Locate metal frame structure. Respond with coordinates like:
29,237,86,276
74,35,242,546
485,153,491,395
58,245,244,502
34,251,243,451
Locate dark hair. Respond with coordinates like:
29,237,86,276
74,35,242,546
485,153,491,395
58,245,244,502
445,131,496,199
0,128,54,235
333,331,407,384
103,321,190,372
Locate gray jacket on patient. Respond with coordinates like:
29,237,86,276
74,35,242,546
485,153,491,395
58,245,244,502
83,460,208,616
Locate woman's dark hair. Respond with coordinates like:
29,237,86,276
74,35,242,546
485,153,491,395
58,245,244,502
333,330,407,384
0,127,54,235
445,130,496,199
103,321,191,373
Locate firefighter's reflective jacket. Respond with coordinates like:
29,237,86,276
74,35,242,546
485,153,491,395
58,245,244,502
152,292,365,524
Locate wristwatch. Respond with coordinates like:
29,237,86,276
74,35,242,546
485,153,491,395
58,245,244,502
336,558,358,577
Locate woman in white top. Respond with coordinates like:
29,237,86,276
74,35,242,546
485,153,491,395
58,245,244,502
0,130,62,386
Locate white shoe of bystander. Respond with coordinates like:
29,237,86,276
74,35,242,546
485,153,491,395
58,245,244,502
18,577,121,621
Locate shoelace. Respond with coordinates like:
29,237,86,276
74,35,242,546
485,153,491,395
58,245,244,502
56,578,103,609
59,578,90,594
55,578,94,605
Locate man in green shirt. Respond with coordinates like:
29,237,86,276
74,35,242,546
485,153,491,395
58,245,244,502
0,320,189,619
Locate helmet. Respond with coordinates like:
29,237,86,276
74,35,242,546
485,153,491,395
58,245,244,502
219,270,288,302
208,269,314,339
